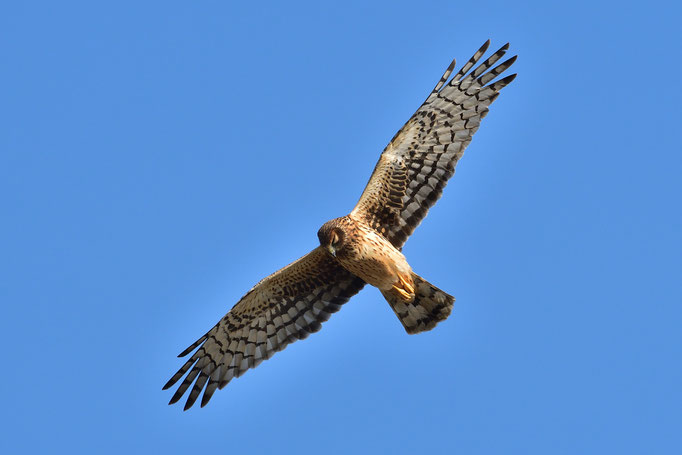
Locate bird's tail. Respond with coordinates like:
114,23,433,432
381,273,454,334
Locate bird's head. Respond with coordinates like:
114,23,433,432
317,219,346,258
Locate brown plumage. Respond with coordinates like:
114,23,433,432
165,40,517,409
318,216,454,334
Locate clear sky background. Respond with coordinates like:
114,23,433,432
1,1,680,454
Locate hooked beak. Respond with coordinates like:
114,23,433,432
327,245,336,257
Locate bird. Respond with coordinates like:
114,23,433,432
164,40,517,410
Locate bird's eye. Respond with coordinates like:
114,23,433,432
331,231,340,246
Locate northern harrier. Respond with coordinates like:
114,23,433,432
165,40,516,410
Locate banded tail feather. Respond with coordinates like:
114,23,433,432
381,273,454,334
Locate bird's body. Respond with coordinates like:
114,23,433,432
165,40,517,410
317,213,455,335
318,216,411,293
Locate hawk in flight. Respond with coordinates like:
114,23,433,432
165,40,517,410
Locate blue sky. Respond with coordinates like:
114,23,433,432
1,1,680,453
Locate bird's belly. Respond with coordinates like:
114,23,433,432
338,242,409,291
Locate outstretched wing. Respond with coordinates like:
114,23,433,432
351,40,517,249
163,247,365,410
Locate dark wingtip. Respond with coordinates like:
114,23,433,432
183,398,196,411
178,347,192,358
493,72,517,88
177,334,209,357
505,73,518,83
499,55,518,72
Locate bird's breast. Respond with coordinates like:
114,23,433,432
336,225,410,291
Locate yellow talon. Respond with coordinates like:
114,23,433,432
392,273,414,300
398,274,414,295
393,285,413,300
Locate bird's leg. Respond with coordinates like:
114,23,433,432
392,273,415,300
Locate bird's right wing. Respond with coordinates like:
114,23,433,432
163,247,365,410
351,41,516,249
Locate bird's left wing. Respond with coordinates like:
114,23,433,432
351,41,517,249
163,246,365,410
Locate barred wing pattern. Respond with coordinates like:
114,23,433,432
164,247,365,410
351,41,516,249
